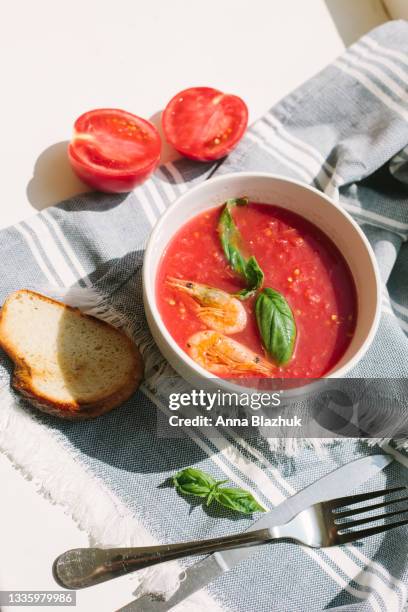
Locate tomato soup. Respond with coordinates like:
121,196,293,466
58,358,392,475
156,202,357,378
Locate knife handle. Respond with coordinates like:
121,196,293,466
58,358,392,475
53,528,272,590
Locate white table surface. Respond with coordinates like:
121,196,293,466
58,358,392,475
0,1,388,610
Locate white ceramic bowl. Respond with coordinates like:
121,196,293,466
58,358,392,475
143,172,381,383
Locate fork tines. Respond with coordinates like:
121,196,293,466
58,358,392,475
328,485,408,545
336,515,408,545
326,485,406,511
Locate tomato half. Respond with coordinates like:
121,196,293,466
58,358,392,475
68,109,161,193
162,87,248,162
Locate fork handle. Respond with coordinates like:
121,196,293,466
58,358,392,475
54,527,273,589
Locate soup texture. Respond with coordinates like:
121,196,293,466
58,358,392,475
156,202,357,378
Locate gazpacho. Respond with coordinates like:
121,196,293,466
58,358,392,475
156,199,357,378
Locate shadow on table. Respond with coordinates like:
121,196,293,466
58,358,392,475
148,109,179,166
26,141,90,211
324,0,389,47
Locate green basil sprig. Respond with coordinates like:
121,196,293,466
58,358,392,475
218,197,296,365
173,467,265,515
218,197,264,299
255,288,296,365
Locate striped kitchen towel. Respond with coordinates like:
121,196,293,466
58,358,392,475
1,19,408,612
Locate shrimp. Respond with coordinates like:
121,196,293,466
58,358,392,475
186,330,275,377
166,277,247,334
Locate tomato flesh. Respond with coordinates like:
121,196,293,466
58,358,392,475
68,109,161,193
162,87,248,161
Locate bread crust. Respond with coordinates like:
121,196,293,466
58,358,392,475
0,290,144,420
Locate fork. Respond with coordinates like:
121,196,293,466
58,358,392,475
54,486,408,590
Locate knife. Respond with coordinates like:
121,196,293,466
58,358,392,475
117,453,392,612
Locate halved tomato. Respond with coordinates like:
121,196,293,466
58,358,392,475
68,109,161,193
162,87,248,162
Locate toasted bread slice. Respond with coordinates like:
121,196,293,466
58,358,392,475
0,290,143,419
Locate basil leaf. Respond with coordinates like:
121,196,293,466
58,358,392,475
255,288,296,365
236,256,264,299
218,198,264,299
173,468,215,498
172,468,265,515
215,487,266,514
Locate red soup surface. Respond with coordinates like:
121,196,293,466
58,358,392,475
156,202,357,378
